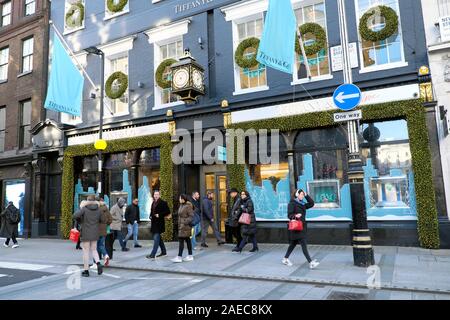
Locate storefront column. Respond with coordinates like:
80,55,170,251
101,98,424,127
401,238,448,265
281,131,297,195
31,158,46,237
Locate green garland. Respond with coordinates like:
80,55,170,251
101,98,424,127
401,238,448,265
65,2,85,29
155,59,177,89
227,99,440,249
295,23,327,56
105,71,128,100
61,133,174,242
359,5,399,42
234,37,260,69
107,0,128,13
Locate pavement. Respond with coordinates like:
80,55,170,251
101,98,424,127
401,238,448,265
0,238,450,300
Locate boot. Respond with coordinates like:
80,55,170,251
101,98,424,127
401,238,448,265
96,262,103,275
81,270,90,277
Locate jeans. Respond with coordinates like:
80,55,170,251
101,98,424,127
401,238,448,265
178,237,192,257
5,235,17,245
200,218,222,244
191,223,201,248
124,222,140,246
284,239,312,263
238,235,258,251
97,236,108,259
112,230,125,249
150,233,166,257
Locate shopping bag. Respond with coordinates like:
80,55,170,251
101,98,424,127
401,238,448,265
69,228,80,243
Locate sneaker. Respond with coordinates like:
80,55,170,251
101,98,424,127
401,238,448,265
156,253,167,258
232,248,241,253
282,258,293,267
183,255,194,262
90,264,97,270
146,255,156,260
104,256,110,267
3,243,8,248
201,243,208,248
134,244,142,248
12,244,19,249
121,247,129,252
217,241,225,246
171,256,183,263
249,247,259,253
193,246,198,251
309,260,320,269
81,270,90,277
97,262,103,275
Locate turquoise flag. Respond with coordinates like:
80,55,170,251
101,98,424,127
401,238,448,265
44,35,83,116
257,0,297,74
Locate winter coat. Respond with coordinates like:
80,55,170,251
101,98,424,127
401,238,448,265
73,200,106,242
125,204,140,224
150,199,171,234
202,197,214,220
287,195,315,241
177,201,194,238
227,197,241,227
98,202,113,237
238,197,257,236
0,205,19,239
110,204,124,231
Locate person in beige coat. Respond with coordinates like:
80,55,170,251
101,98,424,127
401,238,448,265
171,194,194,263
109,198,128,253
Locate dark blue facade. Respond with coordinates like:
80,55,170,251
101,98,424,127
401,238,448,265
50,0,428,129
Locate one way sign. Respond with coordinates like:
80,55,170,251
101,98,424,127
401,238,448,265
333,84,362,111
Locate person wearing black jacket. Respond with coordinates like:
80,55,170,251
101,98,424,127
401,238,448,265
124,198,142,249
147,190,171,259
282,189,320,269
233,191,258,253
190,191,202,250
200,192,225,248
227,188,242,250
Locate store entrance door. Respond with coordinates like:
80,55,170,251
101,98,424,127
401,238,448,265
203,170,228,234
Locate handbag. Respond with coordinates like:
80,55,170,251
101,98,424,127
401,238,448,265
69,228,80,243
238,211,251,225
288,219,303,231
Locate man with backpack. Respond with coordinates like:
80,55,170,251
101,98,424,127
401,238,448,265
1,202,21,248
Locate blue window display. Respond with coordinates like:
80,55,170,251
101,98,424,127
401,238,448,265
4,180,26,236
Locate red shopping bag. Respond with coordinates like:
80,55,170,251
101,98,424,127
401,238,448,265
69,228,80,243
238,212,251,225
288,219,303,231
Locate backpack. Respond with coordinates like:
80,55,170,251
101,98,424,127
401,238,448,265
7,207,20,224
190,211,201,227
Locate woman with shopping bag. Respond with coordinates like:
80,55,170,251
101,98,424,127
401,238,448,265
282,189,320,269
232,191,258,253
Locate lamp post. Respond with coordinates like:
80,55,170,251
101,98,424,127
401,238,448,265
337,0,375,267
85,46,106,198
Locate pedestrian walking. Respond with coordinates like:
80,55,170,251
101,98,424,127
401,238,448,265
171,194,195,263
124,198,142,249
73,195,106,277
109,198,129,253
233,191,258,253
97,197,112,266
1,202,20,248
282,189,320,269
227,188,242,250
200,191,225,248
190,191,202,250
146,190,171,260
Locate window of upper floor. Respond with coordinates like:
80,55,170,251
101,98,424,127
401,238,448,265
24,0,36,16
64,0,85,35
104,0,129,21
145,20,190,110
293,1,332,84
0,46,9,82
0,106,5,152
19,99,32,149
21,37,34,74
1,1,11,27
355,0,407,73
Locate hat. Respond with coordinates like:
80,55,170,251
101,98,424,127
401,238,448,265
228,188,239,194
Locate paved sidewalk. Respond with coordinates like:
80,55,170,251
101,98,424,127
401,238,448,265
1,238,450,294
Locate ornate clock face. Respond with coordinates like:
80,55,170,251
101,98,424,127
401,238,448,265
173,68,189,89
192,69,203,88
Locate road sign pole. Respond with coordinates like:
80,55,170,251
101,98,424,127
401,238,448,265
337,0,374,267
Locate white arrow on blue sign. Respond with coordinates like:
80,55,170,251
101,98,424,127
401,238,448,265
333,84,362,111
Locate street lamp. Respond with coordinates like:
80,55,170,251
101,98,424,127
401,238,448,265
85,46,105,198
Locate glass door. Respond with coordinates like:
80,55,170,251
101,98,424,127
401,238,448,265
205,173,228,233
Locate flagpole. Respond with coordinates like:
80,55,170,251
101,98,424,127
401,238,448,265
49,21,114,116
298,32,312,80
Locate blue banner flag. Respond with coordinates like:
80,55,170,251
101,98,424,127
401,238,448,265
44,35,83,116
257,0,297,74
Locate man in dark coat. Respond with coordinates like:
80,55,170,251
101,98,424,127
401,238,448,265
1,202,20,248
282,189,320,269
200,191,225,248
124,198,142,248
147,190,171,259
190,191,202,250
227,188,242,249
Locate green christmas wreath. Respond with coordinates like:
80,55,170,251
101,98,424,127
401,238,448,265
107,0,128,13
105,71,128,99
295,23,327,56
234,37,260,69
65,2,85,29
359,5,399,42
155,59,177,89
